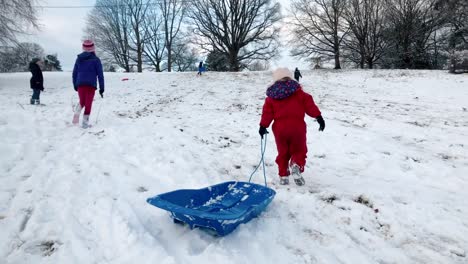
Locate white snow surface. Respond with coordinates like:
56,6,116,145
0,70,467,263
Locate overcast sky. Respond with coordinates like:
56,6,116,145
24,0,307,71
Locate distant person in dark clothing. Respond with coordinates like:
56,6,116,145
198,61,204,76
29,58,44,105
294,67,302,82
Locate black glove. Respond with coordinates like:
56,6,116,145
99,89,104,98
41,87,44,91
316,116,325,131
74,86,78,92
259,126,269,139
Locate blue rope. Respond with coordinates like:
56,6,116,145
248,134,268,187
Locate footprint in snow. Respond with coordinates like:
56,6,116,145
354,195,374,209
24,240,62,256
137,186,148,193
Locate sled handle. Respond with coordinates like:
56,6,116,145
248,134,268,187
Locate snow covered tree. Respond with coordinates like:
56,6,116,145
382,0,446,69
435,0,468,72
290,0,348,69
15,43,44,71
188,0,281,72
0,47,16,72
0,42,44,72
0,0,38,44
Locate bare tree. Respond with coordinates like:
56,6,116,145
128,0,150,72
142,8,166,72
172,41,199,72
188,0,281,72
290,0,348,69
86,0,132,72
343,0,387,69
0,0,38,44
160,0,187,72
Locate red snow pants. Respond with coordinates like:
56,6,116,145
78,85,96,115
272,120,307,177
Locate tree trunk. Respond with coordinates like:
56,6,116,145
156,61,161,72
229,50,240,71
334,47,341,69
359,43,366,69
138,51,142,72
402,35,412,68
449,56,456,73
137,45,142,72
135,29,142,72
124,57,130,72
167,45,172,72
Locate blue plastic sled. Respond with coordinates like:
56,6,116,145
147,181,276,236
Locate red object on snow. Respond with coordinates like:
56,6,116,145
122,78,129,81
260,87,321,176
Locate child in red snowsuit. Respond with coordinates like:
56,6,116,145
259,68,325,185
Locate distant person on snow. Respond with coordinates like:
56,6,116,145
198,61,204,76
72,40,105,128
294,67,302,82
259,68,325,186
29,58,44,105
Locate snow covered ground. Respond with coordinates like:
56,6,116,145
0,70,467,264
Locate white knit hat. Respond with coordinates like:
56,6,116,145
272,67,293,82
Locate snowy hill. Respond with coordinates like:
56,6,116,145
0,70,467,263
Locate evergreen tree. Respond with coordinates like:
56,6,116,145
44,54,62,71
205,51,230,71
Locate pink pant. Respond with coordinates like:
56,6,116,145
78,86,96,115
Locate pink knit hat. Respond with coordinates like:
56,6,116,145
272,67,293,82
82,40,95,52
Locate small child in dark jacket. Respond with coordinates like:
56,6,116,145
29,58,44,105
259,68,325,186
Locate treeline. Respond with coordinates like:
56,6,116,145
88,0,467,72
0,43,62,73
0,1,62,73
0,0,466,72
85,0,281,72
290,0,467,71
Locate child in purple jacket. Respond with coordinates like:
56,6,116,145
72,40,105,128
